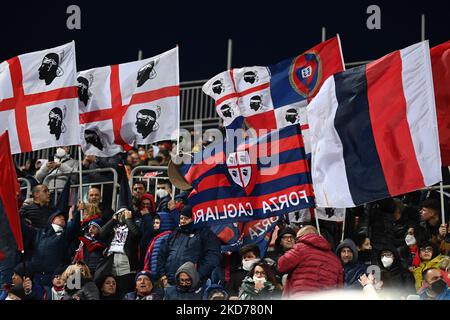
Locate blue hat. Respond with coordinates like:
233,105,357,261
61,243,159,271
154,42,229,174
135,270,153,282
88,218,104,231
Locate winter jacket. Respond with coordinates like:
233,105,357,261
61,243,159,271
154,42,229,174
25,211,80,275
36,157,78,190
99,217,142,273
62,279,99,300
376,244,415,296
123,288,164,300
156,195,171,213
20,202,51,229
158,211,178,232
278,233,343,298
238,276,278,300
144,231,172,277
156,223,221,284
73,234,107,274
336,239,367,289
163,262,203,300
413,254,444,293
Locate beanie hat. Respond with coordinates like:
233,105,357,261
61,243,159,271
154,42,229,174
135,270,153,283
276,227,296,246
88,218,104,231
180,205,192,219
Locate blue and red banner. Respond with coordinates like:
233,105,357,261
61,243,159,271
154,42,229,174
183,125,315,227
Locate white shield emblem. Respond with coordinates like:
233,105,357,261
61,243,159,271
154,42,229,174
227,151,251,188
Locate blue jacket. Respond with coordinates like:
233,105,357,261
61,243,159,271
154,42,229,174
156,223,221,284
336,239,367,289
163,262,204,300
25,211,80,275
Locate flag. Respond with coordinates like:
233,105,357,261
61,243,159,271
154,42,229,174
79,47,179,156
182,125,315,227
0,131,23,261
430,40,450,166
0,42,80,154
315,208,346,222
307,41,442,208
210,222,244,253
241,216,279,257
202,36,344,154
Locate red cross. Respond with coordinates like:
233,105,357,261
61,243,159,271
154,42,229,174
79,64,179,149
0,57,78,152
227,152,251,188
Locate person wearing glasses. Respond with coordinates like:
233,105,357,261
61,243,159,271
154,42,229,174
238,262,279,300
412,241,444,293
164,262,203,300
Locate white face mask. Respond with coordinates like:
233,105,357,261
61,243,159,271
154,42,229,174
253,275,265,284
56,148,66,158
405,234,416,246
52,224,64,233
381,256,394,268
138,150,146,156
156,189,168,199
242,258,260,271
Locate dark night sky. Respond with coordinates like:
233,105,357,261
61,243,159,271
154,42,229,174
1,1,449,81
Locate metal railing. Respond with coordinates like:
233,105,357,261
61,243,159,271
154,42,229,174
129,165,177,201
42,167,119,211
18,177,32,200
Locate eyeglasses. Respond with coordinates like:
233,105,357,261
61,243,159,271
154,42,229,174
281,235,295,241
254,271,266,277
178,278,192,284
381,252,394,258
420,247,433,252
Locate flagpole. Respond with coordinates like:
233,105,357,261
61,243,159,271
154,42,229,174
341,210,346,243
440,181,446,225
314,210,321,235
78,146,84,221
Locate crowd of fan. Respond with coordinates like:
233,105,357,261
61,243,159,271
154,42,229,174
2,137,450,300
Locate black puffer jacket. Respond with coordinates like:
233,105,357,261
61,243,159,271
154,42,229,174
20,202,51,229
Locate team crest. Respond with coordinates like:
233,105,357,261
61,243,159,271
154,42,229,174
288,51,322,98
226,150,256,195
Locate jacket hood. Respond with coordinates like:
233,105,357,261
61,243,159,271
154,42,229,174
175,261,200,288
336,238,358,263
298,233,332,252
376,242,402,269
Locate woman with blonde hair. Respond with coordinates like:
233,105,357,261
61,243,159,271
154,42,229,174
61,262,99,300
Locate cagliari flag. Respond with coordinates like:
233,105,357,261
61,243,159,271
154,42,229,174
0,42,80,154
0,131,23,261
79,47,179,156
430,40,450,166
308,41,442,208
202,36,344,154
181,125,315,227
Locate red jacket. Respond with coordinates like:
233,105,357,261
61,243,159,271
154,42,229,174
278,233,343,298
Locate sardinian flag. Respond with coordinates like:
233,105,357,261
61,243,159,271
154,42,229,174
78,47,179,156
308,41,442,208
315,207,346,222
0,42,80,154
202,36,345,155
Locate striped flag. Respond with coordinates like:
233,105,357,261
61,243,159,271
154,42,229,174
181,125,315,227
307,41,442,208
202,36,345,155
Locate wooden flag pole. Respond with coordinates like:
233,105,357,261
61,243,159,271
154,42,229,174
440,181,446,225
314,209,321,235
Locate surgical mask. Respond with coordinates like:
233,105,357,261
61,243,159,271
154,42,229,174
56,148,66,158
156,189,168,199
138,151,146,156
52,224,64,234
405,234,416,246
430,279,447,295
253,275,265,284
381,256,394,268
242,258,260,271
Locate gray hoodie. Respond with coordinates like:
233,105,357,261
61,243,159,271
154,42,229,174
336,238,359,263
175,261,200,289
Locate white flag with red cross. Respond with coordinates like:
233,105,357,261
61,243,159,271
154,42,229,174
78,47,179,157
0,42,80,154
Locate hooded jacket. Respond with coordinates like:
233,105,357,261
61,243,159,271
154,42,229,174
278,233,343,298
156,223,221,284
164,261,203,300
336,239,367,289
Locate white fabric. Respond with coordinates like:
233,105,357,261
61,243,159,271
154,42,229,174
400,41,442,186
307,76,355,208
79,47,179,156
0,42,80,154
315,207,346,222
108,225,129,254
